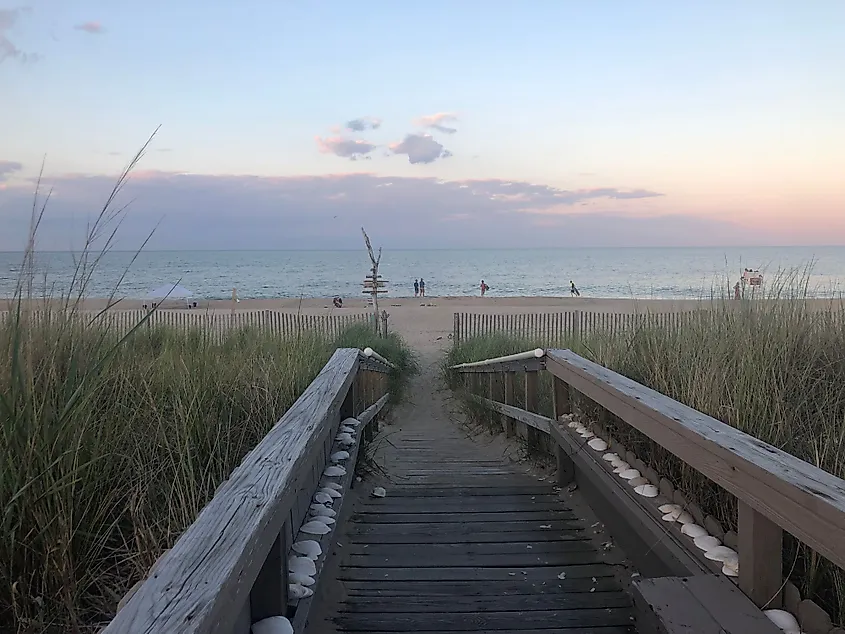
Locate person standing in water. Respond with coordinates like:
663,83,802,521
570,281,580,297
414,279,419,297
419,278,426,297
480,280,489,296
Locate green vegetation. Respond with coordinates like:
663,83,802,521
446,279,845,624
0,311,412,632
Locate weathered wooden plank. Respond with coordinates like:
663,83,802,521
546,348,845,570
345,541,594,556
453,358,546,374
684,575,784,633
341,591,631,612
352,510,577,523
738,500,783,608
337,628,634,634
466,393,551,433
357,500,566,512
340,578,623,596
337,564,617,582
335,607,634,631
348,530,587,544
346,550,603,567
379,486,556,497
103,348,360,634
358,493,563,506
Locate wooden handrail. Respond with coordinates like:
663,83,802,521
545,349,845,572
452,346,845,616
103,347,391,634
451,348,545,369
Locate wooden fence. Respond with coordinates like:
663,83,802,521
102,347,393,633
0,309,376,340
450,349,845,634
452,310,701,345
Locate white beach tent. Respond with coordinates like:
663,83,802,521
145,283,195,307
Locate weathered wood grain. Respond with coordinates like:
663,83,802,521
102,348,360,634
341,591,631,612
546,348,845,570
451,358,546,374
465,392,551,433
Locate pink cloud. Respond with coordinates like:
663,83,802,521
74,21,104,34
315,136,377,160
415,112,459,134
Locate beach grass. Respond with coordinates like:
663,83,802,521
0,145,417,632
0,308,415,632
445,276,845,625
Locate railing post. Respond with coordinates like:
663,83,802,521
552,375,574,485
738,501,783,608
250,530,289,624
489,372,505,432
503,371,516,437
524,370,539,450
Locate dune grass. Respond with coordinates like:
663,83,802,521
445,277,845,625
0,309,414,632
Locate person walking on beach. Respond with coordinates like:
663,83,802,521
419,278,426,297
414,279,419,297
734,281,741,300
480,280,489,297
570,281,580,297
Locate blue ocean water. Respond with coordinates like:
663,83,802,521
1,247,844,300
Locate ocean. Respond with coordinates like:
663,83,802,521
1,247,844,300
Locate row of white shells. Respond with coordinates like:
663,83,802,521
561,414,805,634
284,417,362,606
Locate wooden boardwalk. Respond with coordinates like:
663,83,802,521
314,358,636,633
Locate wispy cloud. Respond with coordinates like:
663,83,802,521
0,8,37,64
0,170,750,251
0,160,23,182
415,112,459,134
74,21,104,34
315,136,377,160
346,116,382,132
390,134,452,164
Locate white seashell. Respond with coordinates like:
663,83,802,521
620,468,641,480
602,453,619,462
579,431,595,439
252,615,294,634
764,609,801,633
568,421,580,429
588,438,608,451
308,514,335,525
372,486,387,498
320,487,342,499
314,492,333,504
342,417,362,427
338,437,355,447
612,462,630,473
288,572,315,586
325,482,343,491
658,503,681,514
675,511,694,524
681,524,708,538
635,484,658,498
574,424,587,432
301,521,331,535
331,451,349,462
289,556,317,576
340,425,355,433
292,540,322,560
324,465,346,477
310,505,336,517
288,583,313,599
336,432,353,442
704,546,738,562
694,535,721,551
722,561,739,577
628,476,649,487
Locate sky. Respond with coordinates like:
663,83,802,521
1,0,844,251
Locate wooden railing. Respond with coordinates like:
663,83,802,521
452,310,700,345
450,349,845,634
0,309,375,340
102,347,393,634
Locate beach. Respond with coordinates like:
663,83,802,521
5,295,839,357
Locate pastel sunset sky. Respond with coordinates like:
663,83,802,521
1,1,844,250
